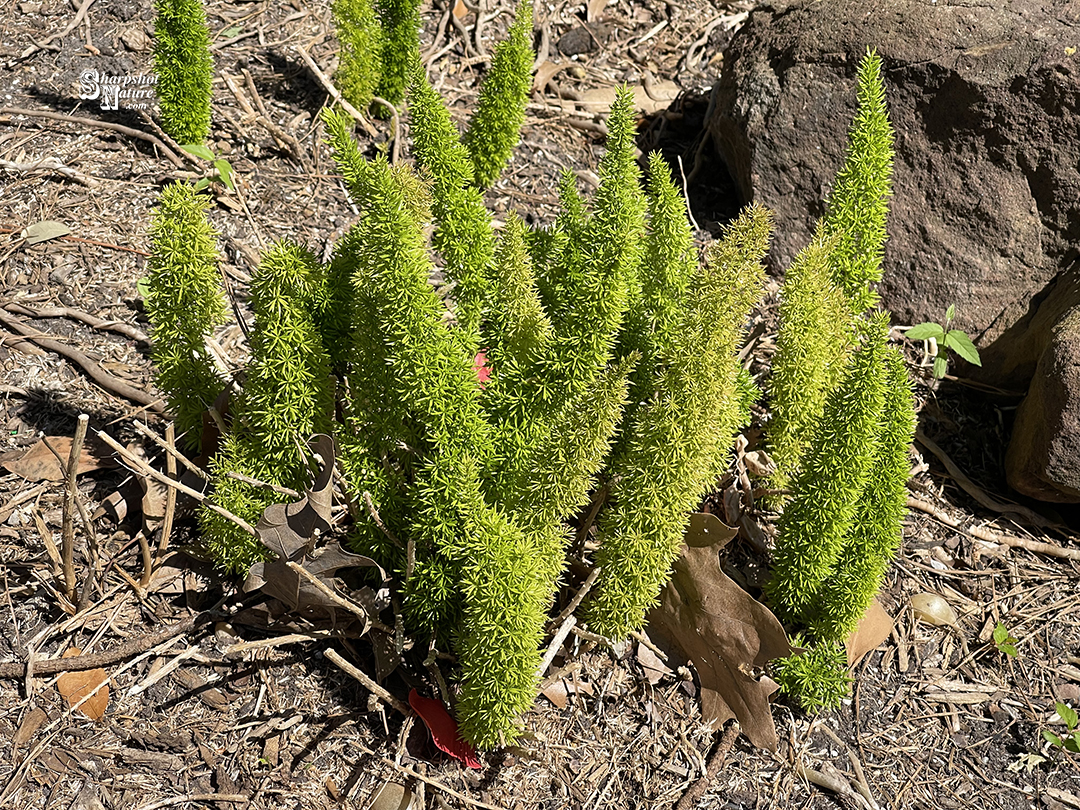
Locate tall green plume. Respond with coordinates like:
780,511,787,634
199,240,335,573
375,0,423,105
332,0,382,111
585,204,770,638
407,62,496,344
144,182,226,449
766,231,853,496
153,0,213,144
821,49,894,315
808,346,915,642
463,1,535,188
766,313,889,625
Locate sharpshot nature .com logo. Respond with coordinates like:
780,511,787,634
79,69,157,111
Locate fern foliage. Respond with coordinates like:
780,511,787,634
152,0,213,144
144,183,226,447
463,1,535,188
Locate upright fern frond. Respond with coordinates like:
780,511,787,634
332,0,382,111
766,231,854,495
766,313,890,624
585,204,770,638
153,0,213,144
375,0,423,105
821,49,894,314
808,346,915,642
144,183,226,448
199,240,335,572
463,1,535,188
407,63,495,343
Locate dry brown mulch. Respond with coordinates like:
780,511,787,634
2,1,1080,808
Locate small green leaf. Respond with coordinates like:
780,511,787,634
136,276,151,298
193,177,210,191
213,159,235,191
1066,733,1080,753
992,622,1008,645
1000,643,1018,657
945,303,956,322
1043,729,1064,748
180,143,215,160
944,330,982,366
905,322,945,341
21,220,71,245
220,26,242,38
1056,702,1078,730
933,355,948,379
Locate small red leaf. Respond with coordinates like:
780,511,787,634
408,689,482,769
472,351,491,389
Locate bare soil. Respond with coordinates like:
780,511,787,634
1,1,1079,809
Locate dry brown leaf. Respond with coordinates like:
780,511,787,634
540,679,568,709
585,0,608,22
56,648,109,721
846,598,894,667
11,706,48,748
647,513,793,751
243,435,388,623
636,638,673,685
368,781,418,810
532,60,571,93
451,0,467,20
0,435,115,482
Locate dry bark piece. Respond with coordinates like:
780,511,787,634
56,648,110,721
647,513,792,751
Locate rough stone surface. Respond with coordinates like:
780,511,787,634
707,0,1080,356
1006,307,1080,502
708,0,1080,502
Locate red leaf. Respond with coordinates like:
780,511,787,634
472,351,491,389
408,689,482,769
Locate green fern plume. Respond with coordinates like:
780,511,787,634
375,0,423,105
808,346,915,642
463,1,535,188
332,0,382,111
407,63,495,343
766,313,889,625
766,231,853,495
585,204,770,637
144,182,226,448
821,49,894,315
153,0,213,144
200,241,335,572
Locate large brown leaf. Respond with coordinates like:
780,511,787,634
243,435,388,624
647,513,793,751
1,435,115,482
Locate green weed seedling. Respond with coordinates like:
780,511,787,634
1044,702,1080,754
992,621,1018,658
905,304,981,378
179,144,236,192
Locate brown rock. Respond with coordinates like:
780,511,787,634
1005,307,1080,503
708,0,1080,501
707,0,1080,350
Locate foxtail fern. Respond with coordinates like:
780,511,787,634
153,0,213,144
463,1,535,188
144,183,226,448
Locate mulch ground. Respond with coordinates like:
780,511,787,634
1,1,1080,808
